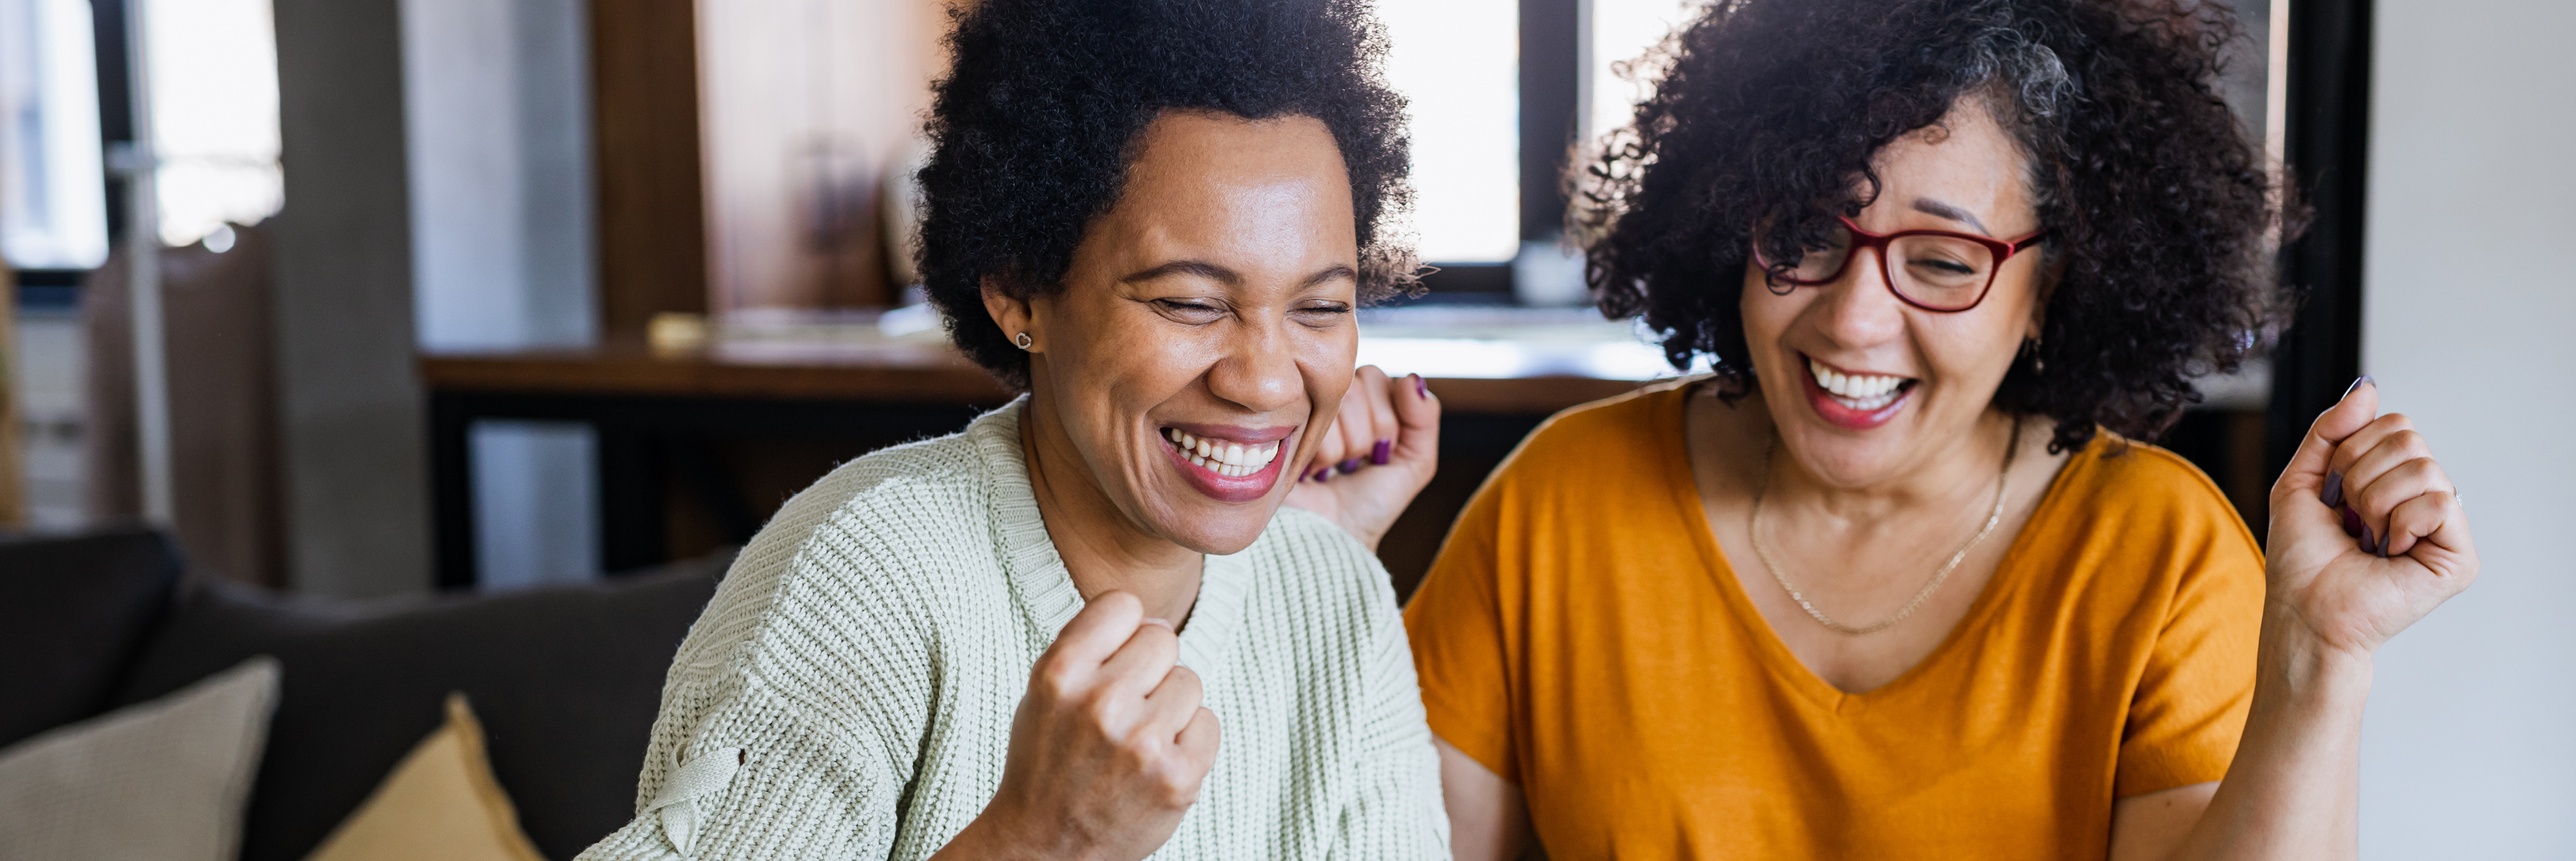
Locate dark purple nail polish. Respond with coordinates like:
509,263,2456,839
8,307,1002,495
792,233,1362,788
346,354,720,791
2360,523,2378,555
2340,504,2364,538
1310,468,1331,481
1371,439,1392,466
1338,458,1363,474
2322,471,2345,508
1413,374,1429,399
2343,375,2375,399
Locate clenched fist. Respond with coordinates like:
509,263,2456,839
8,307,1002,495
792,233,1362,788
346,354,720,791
934,591,1221,861
2265,377,2479,660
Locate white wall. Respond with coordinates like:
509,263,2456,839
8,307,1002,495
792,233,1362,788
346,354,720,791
2362,0,2576,854
401,0,599,588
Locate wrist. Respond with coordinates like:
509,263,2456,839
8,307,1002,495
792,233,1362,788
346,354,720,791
938,805,1080,861
2257,601,2377,710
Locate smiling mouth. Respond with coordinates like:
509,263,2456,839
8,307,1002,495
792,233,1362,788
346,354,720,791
1806,355,1918,412
1161,427,1282,478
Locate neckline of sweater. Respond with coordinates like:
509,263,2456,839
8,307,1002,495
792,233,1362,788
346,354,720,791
969,397,1257,676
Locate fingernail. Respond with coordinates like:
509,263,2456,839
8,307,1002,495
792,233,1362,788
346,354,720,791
2343,375,2375,398
2321,471,2345,508
2358,523,2378,555
1338,458,1363,474
1371,439,1392,465
1413,374,1429,399
2340,504,2364,537
1140,617,1173,629
1310,467,1331,481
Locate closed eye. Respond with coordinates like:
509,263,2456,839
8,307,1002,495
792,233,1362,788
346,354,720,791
1153,298,1226,323
1289,302,1351,329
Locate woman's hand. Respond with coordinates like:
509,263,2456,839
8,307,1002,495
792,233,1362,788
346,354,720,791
2266,378,2479,660
1285,366,1441,551
938,592,1220,861
2127,379,2481,861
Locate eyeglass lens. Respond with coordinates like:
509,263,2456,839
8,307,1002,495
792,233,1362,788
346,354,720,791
1783,224,1998,310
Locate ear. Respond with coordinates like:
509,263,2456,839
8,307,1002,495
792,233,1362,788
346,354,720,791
980,277,1040,353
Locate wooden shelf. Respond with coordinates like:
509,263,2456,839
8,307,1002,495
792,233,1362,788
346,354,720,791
420,342,1652,416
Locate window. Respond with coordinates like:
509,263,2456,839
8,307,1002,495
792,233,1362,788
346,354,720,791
1377,0,1521,264
0,0,108,269
140,0,282,247
1587,0,1698,148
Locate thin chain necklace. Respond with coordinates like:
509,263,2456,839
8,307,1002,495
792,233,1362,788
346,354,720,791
1748,418,2021,636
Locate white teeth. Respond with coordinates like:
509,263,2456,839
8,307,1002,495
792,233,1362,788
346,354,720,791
1163,428,1281,474
1807,357,1911,408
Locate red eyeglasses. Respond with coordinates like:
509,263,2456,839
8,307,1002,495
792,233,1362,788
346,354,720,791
1752,215,2049,313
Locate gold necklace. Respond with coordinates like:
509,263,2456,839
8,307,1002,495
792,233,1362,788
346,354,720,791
1748,419,2020,636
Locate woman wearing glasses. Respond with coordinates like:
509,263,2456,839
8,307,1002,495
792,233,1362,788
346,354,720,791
1401,0,2480,857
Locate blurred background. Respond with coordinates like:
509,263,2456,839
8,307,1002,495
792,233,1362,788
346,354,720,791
0,0,2564,856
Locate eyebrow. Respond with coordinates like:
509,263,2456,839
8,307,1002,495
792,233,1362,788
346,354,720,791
1121,260,1241,286
1298,264,1358,288
1910,198,1992,235
1119,260,1356,289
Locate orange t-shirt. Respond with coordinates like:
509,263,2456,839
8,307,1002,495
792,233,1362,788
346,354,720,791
1404,384,2263,859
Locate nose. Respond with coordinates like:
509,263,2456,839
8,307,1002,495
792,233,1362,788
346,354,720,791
1807,246,1908,349
1203,317,1304,415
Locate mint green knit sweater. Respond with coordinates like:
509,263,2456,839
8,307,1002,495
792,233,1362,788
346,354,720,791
575,400,1449,860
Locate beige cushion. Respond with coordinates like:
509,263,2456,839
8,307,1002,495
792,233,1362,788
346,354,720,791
0,656,281,861
303,693,545,861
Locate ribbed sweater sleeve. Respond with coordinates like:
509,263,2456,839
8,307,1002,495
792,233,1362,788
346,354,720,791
577,481,952,860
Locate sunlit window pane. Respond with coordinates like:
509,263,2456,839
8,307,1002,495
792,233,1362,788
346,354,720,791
145,0,282,246
1589,0,1699,146
0,0,109,268
1378,0,1518,263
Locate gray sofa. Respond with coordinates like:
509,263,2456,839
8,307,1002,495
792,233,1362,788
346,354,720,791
0,527,728,860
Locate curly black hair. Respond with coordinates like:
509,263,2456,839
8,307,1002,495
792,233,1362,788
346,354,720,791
1582,0,2297,453
916,0,1413,390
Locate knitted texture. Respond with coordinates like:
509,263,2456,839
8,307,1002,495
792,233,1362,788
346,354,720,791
576,400,1449,860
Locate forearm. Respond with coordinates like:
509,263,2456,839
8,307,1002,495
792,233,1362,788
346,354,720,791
2170,603,2373,861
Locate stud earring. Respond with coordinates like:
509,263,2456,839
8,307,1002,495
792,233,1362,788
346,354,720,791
1014,332,1032,350
2021,336,2046,374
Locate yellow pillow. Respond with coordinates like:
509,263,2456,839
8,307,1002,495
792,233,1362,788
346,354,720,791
303,694,546,861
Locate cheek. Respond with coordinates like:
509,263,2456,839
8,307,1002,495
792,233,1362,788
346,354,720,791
1293,327,1358,447
1096,328,1215,411
1737,271,1801,353
1910,314,2024,384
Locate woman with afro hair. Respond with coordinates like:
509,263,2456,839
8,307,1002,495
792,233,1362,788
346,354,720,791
577,0,1453,858
1397,0,2480,857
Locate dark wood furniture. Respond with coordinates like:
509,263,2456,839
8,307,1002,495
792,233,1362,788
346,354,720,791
423,341,1646,593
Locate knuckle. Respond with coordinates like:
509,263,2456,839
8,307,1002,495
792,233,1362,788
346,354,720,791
1081,694,1123,729
1157,769,1202,805
1034,662,1081,698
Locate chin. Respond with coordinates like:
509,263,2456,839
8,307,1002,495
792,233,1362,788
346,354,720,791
1148,504,1275,556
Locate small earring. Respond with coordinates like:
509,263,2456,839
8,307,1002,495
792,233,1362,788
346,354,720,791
1013,332,1032,350
2022,336,2046,374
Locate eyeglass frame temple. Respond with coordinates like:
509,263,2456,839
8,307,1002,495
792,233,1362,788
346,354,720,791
1752,215,2051,313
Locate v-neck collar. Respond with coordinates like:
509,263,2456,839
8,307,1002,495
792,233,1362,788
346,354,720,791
1658,386,2093,713
973,397,1256,680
